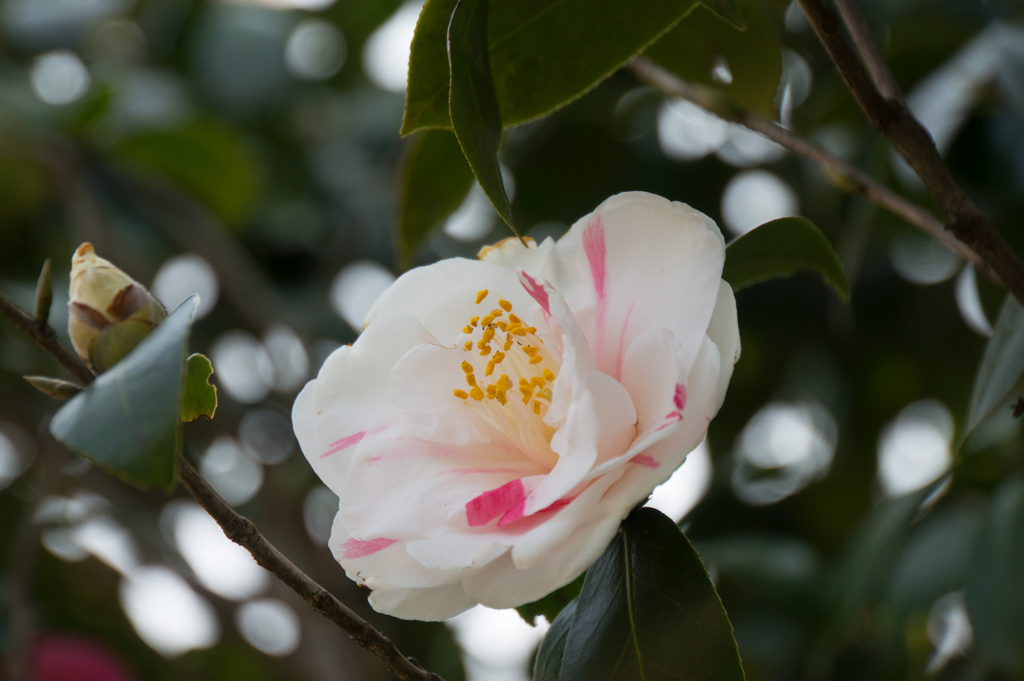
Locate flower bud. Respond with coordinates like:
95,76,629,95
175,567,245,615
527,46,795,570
68,243,167,373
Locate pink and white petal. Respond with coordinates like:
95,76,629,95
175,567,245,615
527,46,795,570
556,192,725,380
516,271,597,429
340,425,545,542
368,583,478,621
598,335,722,515
329,511,462,590
619,328,685,433
707,281,740,410
528,370,636,515
293,314,436,493
363,258,535,342
391,344,492,447
509,466,626,570
462,512,623,610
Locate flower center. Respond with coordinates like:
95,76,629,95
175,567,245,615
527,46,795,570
452,290,559,467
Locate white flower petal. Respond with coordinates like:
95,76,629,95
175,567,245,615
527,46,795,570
368,583,477,621
707,281,740,409
293,315,436,492
557,192,725,380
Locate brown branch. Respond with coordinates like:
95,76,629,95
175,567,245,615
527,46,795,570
797,0,1024,307
831,0,905,104
628,58,998,283
177,455,443,681
0,295,443,681
0,291,94,385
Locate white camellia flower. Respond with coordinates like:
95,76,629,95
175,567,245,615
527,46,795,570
292,192,740,621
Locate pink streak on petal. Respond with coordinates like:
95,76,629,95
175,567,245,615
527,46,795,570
518,270,550,316
674,383,687,411
633,454,660,469
583,217,607,307
497,499,526,527
656,411,684,431
320,431,366,459
539,496,575,513
340,537,398,559
466,479,526,527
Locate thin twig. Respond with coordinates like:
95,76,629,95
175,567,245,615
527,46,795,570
796,0,1024,307
628,58,998,284
0,295,443,681
176,455,443,681
0,292,94,385
831,0,905,104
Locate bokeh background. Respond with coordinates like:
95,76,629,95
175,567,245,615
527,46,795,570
2,0,1024,679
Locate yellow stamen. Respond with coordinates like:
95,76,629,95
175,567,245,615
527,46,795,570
519,378,529,386
523,346,538,357
543,369,556,381
511,327,527,336
475,290,488,304
470,387,485,400
496,321,508,331
533,401,541,415
499,299,512,312
466,374,477,387
470,316,480,326
461,361,473,374
485,361,495,376
531,377,545,388
526,327,537,334
486,384,496,396
479,346,492,356
463,325,473,334
492,351,505,364
529,355,543,364
503,341,513,351
453,389,468,399
480,315,494,326
508,313,522,325
490,308,503,318
482,328,495,343
464,342,473,351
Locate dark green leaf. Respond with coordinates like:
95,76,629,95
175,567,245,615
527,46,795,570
966,474,1024,675
397,129,475,268
533,599,577,681
723,216,850,301
559,508,744,681
962,296,1024,446
447,0,518,236
112,119,261,226
647,0,779,118
402,0,700,135
517,573,584,626
50,298,198,491
181,353,217,422
700,0,746,30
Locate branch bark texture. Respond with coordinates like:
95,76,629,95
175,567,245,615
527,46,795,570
628,58,998,283
0,295,443,681
796,0,1024,306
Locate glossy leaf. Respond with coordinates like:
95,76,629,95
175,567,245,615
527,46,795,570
112,119,260,226
533,599,577,681
966,475,1024,675
181,353,217,422
962,295,1024,445
447,0,517,236
646,0,779,118
402,0,700,135
723,216,850,301
700,0,746,30
50,298,198,491
557,508,744,681
397,129,475,267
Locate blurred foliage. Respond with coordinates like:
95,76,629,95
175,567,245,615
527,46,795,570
0,0,1023,679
